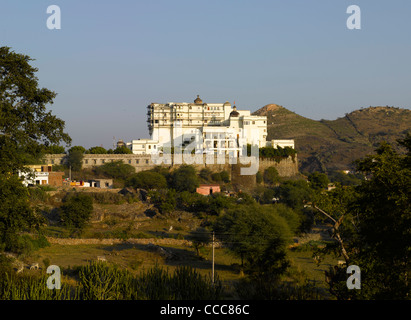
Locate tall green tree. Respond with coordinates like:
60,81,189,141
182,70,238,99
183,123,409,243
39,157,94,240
0,46,71,174
0,47,71,251
170,165,199,192
213,205,291,271
113,146,132,154
126,170,167,190
349,139,411,299
95,160,135,181
45,145,66,154
88,146,107,154
66,149,84,172
60,193,93,234
263,166,280,185
308,172,329,190
313,137,411,300
276,179,313,211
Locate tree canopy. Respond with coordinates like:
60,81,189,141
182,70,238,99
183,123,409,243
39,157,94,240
313,136,411,299
170,165,199,193
0,47,71,252
0,46,71,174
126,170,167,190
87,146,107,154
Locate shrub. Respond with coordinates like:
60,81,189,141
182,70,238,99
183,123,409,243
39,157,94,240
170,165,199,192
126,171,167,190
59,193,93,232
220,170,230,183
94,161,135,181
199,168,212,181
211,172,222,182
263,166,280,185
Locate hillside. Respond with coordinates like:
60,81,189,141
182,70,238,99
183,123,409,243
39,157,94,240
253,105,410,172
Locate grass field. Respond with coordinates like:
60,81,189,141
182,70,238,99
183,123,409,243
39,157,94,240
29,235,339,299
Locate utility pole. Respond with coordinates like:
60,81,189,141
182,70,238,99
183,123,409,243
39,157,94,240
212,231,215,284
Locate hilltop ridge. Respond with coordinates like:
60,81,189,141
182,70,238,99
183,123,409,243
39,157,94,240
253,105,410,172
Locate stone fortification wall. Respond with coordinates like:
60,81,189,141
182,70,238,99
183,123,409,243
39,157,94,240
44,153,298,177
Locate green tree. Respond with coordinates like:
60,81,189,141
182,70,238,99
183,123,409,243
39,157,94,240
66,149,84,172
95,161,135,181
60,193,93,233
276,179,313,211
149,189,177,214
45,145,65,154
213,204,291,270
199,168,212,181
214,204,292,299
126,170,167,190
349,140,410,299
263,166,280,185
68,146,86,154
220,170,230,183
313,138,411,300
0,47,71,252
328,171,363,186
308,172,330,190
189,227,212,256
113,146,132,154
88,146,107,154
208,193,235,215
0,176,44,252
170,165,199,192
211,172,222,182
177,191,209,214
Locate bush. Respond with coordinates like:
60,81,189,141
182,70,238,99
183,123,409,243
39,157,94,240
211,172,222,182
87,146,107,154
113,146,132,154
273,203,302,235
94,161,135,181
149,189,177,214
308,172,329,190
59,193,93,232
263,166,280,185
220,170,230,183
170,165,199,192
256,171,263,184
126,171,167,190
199,168,212,181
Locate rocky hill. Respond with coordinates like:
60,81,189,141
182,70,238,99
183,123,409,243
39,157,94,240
253,104,410,172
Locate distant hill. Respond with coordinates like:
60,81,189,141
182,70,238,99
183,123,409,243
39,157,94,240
253,104,410,173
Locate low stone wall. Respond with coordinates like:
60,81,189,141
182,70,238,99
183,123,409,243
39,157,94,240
46,237,193,247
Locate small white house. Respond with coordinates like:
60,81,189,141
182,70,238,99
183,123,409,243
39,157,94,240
269,139,295,149
127,139,159,155
19,171,49,186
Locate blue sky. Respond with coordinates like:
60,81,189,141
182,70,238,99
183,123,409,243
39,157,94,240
1,0,410,149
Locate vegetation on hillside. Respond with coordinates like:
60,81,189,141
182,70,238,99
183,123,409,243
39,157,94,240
1,46,409,301
254,104,410,172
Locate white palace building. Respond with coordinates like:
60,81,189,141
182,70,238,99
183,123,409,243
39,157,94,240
126,95,294,156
